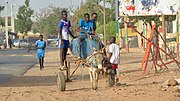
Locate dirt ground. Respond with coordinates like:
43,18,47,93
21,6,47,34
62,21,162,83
0,48,180,101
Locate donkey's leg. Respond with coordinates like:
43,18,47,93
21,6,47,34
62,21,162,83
88,68,94,89
89,71,93,82
95,70,100,90
92,68,99,90
89,71,94,89
92,70,97,90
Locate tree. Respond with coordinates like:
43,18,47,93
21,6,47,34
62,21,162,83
32,0,116,38
129,15,176,28
96,21,116,40
0,5,5,26
0,5,4,12
106,0,116,8
34,5,54,21
16,0,34,35
72,0,115,31
0,17,11,26
32,6,67,38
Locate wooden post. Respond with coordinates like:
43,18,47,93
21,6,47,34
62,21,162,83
5,1,9,48
67,61,70,80
115,0,119,43
124,16,129,53
177,13,180,58
162,15,167,61
65,60,71,81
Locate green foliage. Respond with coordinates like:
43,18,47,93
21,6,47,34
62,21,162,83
165,15,176,21
0,5,4,12
32,0,116,38
129,15,161,27
16,0,34,34
0,17,11,26
0,17,4,26
72,0,115,35
0,5,5,26
74,2,104,24
129,15,176,28
96,21,116,40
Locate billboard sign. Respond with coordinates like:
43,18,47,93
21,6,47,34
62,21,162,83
119,0,180,16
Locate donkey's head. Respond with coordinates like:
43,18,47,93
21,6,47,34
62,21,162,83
94,53,104,69
85,48,105,69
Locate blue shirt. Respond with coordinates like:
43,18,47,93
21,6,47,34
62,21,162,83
35,40,46,53
78,19,93,35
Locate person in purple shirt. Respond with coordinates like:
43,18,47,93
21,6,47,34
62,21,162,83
58,10,75,70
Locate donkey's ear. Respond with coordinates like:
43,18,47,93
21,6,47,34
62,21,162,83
93,48,97,52
100,47,105,53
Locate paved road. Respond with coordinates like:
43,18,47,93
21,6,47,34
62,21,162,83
0,46,57,84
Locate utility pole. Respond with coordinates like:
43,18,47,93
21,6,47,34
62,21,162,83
11,5,14,33
177,13,180,58
103,0,106,46
80,0,83,8
162,15,167,61
124,16,129,53
5,1,9,48
115,0,119,43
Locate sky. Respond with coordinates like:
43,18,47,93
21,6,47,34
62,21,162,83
0,0,81,16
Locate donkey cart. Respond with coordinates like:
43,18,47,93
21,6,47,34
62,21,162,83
57,36,115,91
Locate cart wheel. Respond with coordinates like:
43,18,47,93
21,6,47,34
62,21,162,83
57,71,66,91
107,69,115,87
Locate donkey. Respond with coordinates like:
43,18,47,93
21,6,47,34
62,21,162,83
82,48,111,90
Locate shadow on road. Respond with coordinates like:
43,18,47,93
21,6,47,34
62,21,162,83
0,76,57,87
0,74,13,85
0,74,91,87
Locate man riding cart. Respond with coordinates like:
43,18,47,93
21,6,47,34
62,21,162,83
71,13,101,59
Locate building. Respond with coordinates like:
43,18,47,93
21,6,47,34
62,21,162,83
118,0,180,54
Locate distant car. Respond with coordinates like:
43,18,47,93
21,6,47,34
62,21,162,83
47,35,57,45
19,39,28,48
47,38,57,44
27,38,39,52
13,39,20,47
13,39,28,48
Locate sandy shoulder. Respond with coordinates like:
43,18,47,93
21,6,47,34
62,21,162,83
0,49,180,101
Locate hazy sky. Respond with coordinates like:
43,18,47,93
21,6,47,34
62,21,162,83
0,0,81,16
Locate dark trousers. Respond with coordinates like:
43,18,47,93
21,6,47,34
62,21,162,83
60,48,68,66
78,35,87,58
39,57,44,67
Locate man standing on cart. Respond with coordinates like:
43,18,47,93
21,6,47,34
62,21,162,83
58,10,75,70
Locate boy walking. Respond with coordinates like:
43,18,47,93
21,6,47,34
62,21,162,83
35,35,46,70
58,10,75,70
108,36,120,83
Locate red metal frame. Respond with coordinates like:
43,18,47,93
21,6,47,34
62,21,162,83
125,22,180,76
141,25,155,75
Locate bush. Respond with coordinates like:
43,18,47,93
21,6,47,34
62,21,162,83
96,21,116,40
